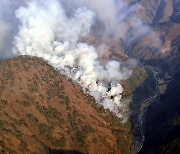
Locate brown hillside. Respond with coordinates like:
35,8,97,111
0,56,132,154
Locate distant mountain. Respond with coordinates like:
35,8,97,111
125,0,180,153
139,34,180,154
123,0,180,60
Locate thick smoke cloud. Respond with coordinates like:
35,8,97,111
12,0,133,122
0,0,161,122
61,0,121,40
61,0,161,49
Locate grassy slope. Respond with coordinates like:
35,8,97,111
0,56,132,154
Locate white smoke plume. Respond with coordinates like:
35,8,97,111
61,0,161,49
0,0,161,122
12,0,133,122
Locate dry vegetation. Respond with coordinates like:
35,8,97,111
0,56,132,154
122,66,147,98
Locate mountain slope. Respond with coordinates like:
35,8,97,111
122,1,180,153
0,56,132,154
139,34,180,154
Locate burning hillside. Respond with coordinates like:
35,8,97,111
0,56,132,153
1,0,179,153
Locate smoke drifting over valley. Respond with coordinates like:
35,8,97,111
0,0,160,122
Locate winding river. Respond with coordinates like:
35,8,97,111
137,66,161,154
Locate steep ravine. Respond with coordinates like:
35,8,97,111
138,67,161,153
130,65,159,154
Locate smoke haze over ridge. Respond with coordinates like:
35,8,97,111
0,0,161,122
